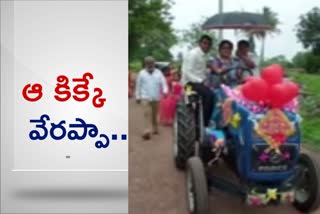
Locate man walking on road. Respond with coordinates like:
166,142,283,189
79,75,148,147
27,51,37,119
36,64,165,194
181,35,215,127
135,56,168,140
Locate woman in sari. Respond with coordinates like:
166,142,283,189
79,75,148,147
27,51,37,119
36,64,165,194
206,40,240,89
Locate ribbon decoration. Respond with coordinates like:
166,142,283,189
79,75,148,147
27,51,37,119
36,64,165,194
266,188,278,201
184,85,196,96
230,113,241,128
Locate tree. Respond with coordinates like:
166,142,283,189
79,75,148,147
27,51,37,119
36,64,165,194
296,7,320,55
129,0,177,62
179,18,218,56
292,51,308,68
292,51,320,73
243,7,281,64
262,55,293,68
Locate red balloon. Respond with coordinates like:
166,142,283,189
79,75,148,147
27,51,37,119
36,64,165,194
241,81,255,100
244,76,255,83
241,77,269,102
261,64,284,85
269,83,292,108
284,81,299,99
250,77,269,102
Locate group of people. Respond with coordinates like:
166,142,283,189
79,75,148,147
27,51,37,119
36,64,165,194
134,57,182,140
182,35,258,126
135,34,258,140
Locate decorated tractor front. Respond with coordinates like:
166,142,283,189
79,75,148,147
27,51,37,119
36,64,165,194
177,65,320,214
224,99,300,180
219,65,320,210
223,103,301,206
220,64,300,179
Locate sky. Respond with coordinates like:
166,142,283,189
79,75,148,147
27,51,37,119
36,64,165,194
169,0,318,60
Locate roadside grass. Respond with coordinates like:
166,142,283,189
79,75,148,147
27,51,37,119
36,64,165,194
288,70,320,150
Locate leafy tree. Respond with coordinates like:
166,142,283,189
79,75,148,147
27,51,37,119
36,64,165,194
292,51,320,73
179,18,218,56
129,0,177,62
262,55,293,68
295,8,320,73
296,7,320,55
292,51,308,68
243,7,281,64
304,54,320,73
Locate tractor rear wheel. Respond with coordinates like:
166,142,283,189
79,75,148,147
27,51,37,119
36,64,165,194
173,100,196,169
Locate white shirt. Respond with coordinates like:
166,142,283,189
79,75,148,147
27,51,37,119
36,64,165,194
181,47,209,85
135,68,168,101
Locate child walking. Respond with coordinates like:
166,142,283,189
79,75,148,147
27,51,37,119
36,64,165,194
135,56,168,140
159,69,183,126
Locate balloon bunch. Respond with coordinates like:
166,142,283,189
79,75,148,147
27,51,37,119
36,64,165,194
241,64,300,109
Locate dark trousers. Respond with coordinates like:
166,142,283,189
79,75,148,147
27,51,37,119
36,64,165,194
188,82,215,126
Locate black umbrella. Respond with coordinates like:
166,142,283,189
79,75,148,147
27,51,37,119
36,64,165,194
202,12,272,30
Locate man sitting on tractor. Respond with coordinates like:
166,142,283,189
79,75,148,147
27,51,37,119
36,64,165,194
235,40,258,76
181,35,215,127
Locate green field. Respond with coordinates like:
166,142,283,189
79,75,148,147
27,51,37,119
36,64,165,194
289,70,320,150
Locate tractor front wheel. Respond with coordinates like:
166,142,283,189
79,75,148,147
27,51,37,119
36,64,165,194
293,153,320,212
186,157,209,214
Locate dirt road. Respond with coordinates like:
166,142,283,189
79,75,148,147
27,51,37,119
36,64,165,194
129,99,320,214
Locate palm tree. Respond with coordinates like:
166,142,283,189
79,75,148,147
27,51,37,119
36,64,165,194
244,7,281,65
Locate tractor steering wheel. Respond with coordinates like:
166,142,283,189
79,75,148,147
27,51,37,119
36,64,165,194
218,66,253,86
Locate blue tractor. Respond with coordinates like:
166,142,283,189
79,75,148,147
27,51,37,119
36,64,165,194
173,69,320,214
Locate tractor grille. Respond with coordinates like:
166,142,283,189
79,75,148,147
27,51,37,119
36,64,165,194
251,144,298,173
